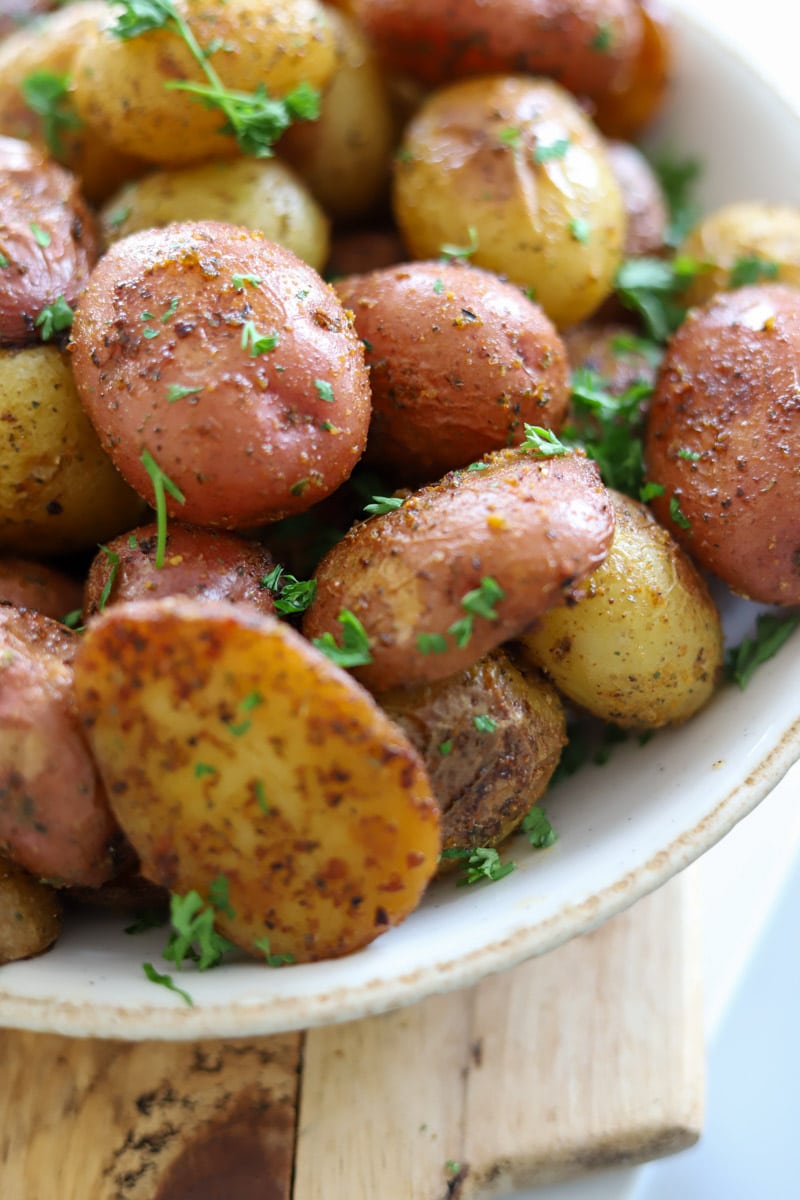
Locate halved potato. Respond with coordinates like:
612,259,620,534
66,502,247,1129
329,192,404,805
73,598,440,963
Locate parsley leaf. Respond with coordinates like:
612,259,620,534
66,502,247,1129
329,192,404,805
473,714,497,733
260,564,317,615
166,383,202,403
417,632,449,655
232,272,262,290
252,935,295,967
461,576,504,621
441,845,516,885
533,138,570,164
241,320,279,356
314,378,335,403
21,70,82,156
29,222,50,248
650,152,701,248
615,255,702,342
143,961,193,1006
364,494,404,516
725,611,800,689
520,424,570,456
96,544,120,612
669,494,691,530
562,367,653,496
125,909,168,935
440,227,479,261
162,890,237,971
521,805,557,848
729,255,779,288
34,295,74,341
312,609,372,668
207,874,235,920
140,448,186,568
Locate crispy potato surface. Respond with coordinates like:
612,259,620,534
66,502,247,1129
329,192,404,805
0,854,62,964
73,598,440,963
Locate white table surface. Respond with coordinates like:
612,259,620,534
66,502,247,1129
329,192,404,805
510,3,800,1197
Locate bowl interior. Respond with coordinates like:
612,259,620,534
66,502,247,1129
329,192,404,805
2,7,800,1039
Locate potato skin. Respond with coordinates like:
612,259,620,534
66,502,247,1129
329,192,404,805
0,607,119,886
379,650,565,853
591,0,673,139
0,137,99,345
0,345,146,555
100,158,330,272
605,140,668,258
336,262,569,480
393,76,626,328
562,322,660,394
0,854,62,964
70,222,372,528
644,284,800,603
83,522,276,618
0,557,83,621
304,449,615,692
518,490,723,728
680,202,800,308
73,598,441,963
326,229,408,279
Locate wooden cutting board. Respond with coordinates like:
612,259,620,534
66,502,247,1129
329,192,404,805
0,873,703,1200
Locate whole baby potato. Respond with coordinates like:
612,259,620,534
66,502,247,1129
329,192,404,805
680,202,800,308
0,855,62,964
83,522,277,619
591,0,673,139
100,158,330,271
335,261,569,480
304,449,615,692
644,284,800,604
0,607,119,887
605,140,668,258
70,222,372,528
518,490,724,729
393,76,626,327
0,345,145,555
379,649,565,853
0,557,83,621
562,323,661,394
72,0,336,165
326,228,407,279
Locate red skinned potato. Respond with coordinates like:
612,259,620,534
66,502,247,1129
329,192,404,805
0,137,98,345
0,607,119,886
335,262,570,481
591,0,673,139
644,284,800,604
70,222,372,528
605,140,668,258
0,558,83,621
83,522,277,618
353,0,642,101
303,449,615,692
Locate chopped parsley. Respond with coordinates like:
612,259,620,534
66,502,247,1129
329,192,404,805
521,805,557,848
433,278,444,295
448,576,505,647
232,273,262,290
62,608,83,630
473,714,497,734
440,226,479,261
260,564,317,616
650,152,701,248
143,961,193,1006
725,611,800,689
21,70,82,155
314,378,335,403
569,217,590,244
166,383,203,403
29,222,50,248
591,21,614,52
520,424,570,456
533,138,570,164
34,295,74,341
207,874,235,919
441,845,516,886
254,778,269,813
561,368,653,495
161,295,179,322
194,762,217,778
140,448,186,568
241,320,279,356
438,740,453,756
125,909,168,935
499,126,521,149
677,447,701,462
96,544,120,612
417,632,449,655
729,255,779,288
312,609,372,668
615,255,703,342
639,481,665,502
363,494,404,516
162,889,237,971
253,935,295,966
669,494,691,530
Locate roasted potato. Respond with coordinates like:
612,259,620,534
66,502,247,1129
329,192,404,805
304,449,615,692
591,0,673,139
100,158,330,271
393,76,626,327
680,202,800,308
644,284,800,604
518,490,724,728
0,344,145,555
606,140,668,258
0,606,119,886
379,650,565,853
562,323,661,394
0,854,62,964
326,228,407,279
335,261,569,480
73,597,441,963
0,557,82,620
70,222,372,528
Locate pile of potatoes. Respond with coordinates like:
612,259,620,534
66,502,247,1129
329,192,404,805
0,0,798,972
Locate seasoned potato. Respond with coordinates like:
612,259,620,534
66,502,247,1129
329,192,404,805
379,650,565,853
70,222,371,528
591,0,673,139
562,322,661,394
304,449,615,692
335,261,569,480
0,2,145,203
353,0,643,101
279,9,394,222
393,76,626,327
606,140,668,257
100,158,330,271
0,345,145,555
518,490,724,728
83,522,277,619
0,137,99,345
680,202,800,308
72,0,336,165
644,284,800,603
0,855,62,964
0,607,119,886
326,228,407,279
73,598,441,963
0,557,83,620
67,869,169,915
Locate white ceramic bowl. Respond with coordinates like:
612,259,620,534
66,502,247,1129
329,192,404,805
2,6,800,1040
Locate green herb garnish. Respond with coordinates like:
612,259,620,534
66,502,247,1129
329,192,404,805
29,222,50,248
473,714,497,734
241,320,279,356
440,226,479,261
520,424,570,456
650,152,701,248
162,890,237,971
166,383,203,403
363,494,404,516
143,961,193,1006
140,448,186,568
669,494,691,530
96,544,120,612
417,632,449,655
314,379,335,403
729,255,780,288
252,936,295,967
21,70,82,155
260,564,317,616
533,138,570,164
312,609,373,668
521,805,557,848
615,255,702,342
725,611,800,689
232,273,262,290
441,845,516,885
34,295,74,341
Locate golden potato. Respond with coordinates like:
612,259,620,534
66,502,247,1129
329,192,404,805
100,158,329,271
0,855,62,964
73,598,441,963
379,650,565,854
72,0,337,165
680,202,800,308
393,76,626,327
518,490,723,729
0,345,145,555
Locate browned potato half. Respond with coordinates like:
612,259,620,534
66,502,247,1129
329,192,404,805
644,285,800,604
393,76,626,327
73,598,440,963
0,136,98,345
100,158,330,271
279,8,394,222
72,0,336,165
0,607,119,886
591,0,673,139
605,140,668,257
0,557,83,620
379,650,565,853
0,854,62,964
336,261,569,480
70,222,372,529
304,449,615,692
83,522,277,619
0,345,146,555
680,202,800,308
518,490,723,729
